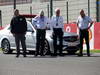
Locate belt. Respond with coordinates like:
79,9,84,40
37,29,46,30
53,28,62,30
80,29,88,31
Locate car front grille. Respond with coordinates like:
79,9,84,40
63,36,78,42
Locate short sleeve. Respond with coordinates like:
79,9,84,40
32,16,39,27
88,16,92,23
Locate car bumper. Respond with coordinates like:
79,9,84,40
63,40,80,50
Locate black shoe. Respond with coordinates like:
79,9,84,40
78,54,83,57
16,55,19,58
40,54,45,56
34,53,39,57
52,53,57,56
34,54,38,57
34,52,39,57
59,53,64,56
87,54,90,57
23,55,27,57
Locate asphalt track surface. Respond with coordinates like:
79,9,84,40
0,52,100,75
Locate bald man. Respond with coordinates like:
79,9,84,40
77,9,93,57
32,10,50,56
51,8,64,56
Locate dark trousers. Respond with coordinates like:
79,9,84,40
53,28,63,55
15,34,26,56
36,29,46,55
79,29,90,55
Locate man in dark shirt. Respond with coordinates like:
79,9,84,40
10,9,27,58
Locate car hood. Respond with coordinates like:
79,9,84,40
46,30,78,37
63,32,78,37
0,29,6,35
46,30,53,36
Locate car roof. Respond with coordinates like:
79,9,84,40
2,21,36,32
20,14,37,18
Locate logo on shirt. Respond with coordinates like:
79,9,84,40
20,18,23,21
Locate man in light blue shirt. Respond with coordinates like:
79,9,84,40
32,10,50,56
51,8,64,56
77,9,93,57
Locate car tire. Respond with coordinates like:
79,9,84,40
43,40,51,55
1,39,13,54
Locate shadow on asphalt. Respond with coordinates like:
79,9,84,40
2,51,100,58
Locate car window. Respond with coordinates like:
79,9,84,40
6,25,11,30
27,22,34,32
8,26,11,30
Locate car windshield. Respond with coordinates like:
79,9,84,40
27,21,36,32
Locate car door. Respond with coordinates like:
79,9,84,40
25,22,36,50
7,26,16,47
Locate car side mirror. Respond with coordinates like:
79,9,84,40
27,29,34,33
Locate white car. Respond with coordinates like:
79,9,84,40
0,21,80,54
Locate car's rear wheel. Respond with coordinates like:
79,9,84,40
1,39,13,54
43,40,51,55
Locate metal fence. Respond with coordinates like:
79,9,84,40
0,0,97,27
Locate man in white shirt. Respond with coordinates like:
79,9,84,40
51,8,64,56
32,10,49,56
77,9,93,56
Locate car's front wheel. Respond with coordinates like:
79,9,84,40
1,39,13,54
43,40,51,55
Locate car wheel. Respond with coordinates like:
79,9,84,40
1,39,13,54
43,40,51,55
